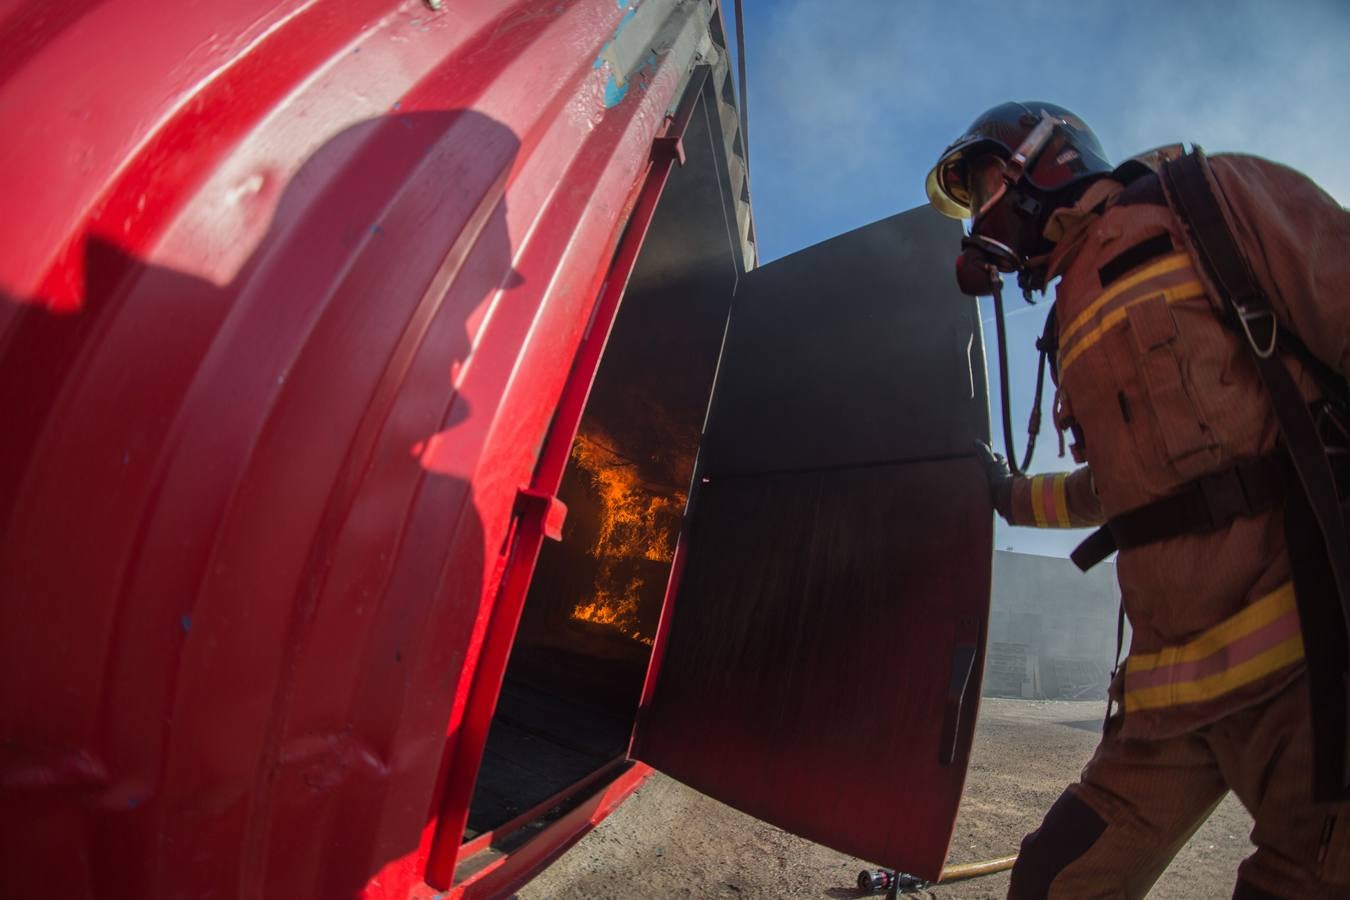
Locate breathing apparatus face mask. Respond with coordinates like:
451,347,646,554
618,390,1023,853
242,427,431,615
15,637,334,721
929,105,1112,479
967,155,1010,226
950,111,1067,297
955,155,1015,292
955,152,1058,479
954,155,1033,296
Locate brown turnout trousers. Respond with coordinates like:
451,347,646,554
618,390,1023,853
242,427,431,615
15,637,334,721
1009,674,1350,898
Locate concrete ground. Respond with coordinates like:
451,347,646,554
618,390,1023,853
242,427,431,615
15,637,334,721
516,698,1253,899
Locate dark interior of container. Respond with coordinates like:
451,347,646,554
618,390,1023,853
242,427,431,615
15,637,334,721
463,87,744,839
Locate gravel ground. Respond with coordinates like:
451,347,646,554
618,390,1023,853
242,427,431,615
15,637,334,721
516,698,1253,899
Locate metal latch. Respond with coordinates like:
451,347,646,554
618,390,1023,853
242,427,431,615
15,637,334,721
515,487,568,541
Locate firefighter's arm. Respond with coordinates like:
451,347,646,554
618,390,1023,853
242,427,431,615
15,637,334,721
974,444,1103,527
1208,154,1350,375
1008,468,1103,527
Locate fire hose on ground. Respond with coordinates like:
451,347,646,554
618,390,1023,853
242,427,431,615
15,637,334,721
857,853,1018,896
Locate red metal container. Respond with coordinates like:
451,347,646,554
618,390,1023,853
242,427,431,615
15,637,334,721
0,2,992,898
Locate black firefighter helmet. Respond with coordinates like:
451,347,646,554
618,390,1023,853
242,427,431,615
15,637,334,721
927,101,1113,286
927,100,1113,220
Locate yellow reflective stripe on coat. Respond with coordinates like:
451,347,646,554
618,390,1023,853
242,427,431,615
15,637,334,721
1028,474,1072,527
1059,252,1192,345
1059,280,1208,373
1123,582,1304,712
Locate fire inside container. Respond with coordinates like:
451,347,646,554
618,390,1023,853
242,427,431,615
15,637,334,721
566,428,688,645
462,84,738,840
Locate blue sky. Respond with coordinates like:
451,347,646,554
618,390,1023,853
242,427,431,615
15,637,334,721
728,0,1350,556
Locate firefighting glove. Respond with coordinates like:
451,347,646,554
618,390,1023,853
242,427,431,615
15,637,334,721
974,442,1014,521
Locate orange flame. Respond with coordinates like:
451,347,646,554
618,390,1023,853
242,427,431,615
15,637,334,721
568,431,685,644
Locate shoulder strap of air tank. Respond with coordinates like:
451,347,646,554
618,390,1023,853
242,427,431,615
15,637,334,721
1163,146,1350,799
1162,149,1270,327
1165,149,1347,398
1035,299,1060,386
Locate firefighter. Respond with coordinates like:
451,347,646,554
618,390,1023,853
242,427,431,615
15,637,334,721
927,101,1350,898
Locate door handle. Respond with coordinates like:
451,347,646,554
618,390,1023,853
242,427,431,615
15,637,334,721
937,620,980,766
956,319,976,402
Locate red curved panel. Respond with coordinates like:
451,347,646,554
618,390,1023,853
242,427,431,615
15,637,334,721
0,2,697,897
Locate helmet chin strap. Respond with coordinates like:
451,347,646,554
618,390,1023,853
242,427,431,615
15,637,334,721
1018,251,1054,295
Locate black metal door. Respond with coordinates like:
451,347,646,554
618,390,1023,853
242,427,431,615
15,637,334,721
632,206,993,879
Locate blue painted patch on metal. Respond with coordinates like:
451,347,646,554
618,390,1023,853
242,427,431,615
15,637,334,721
180,614,192,633
602,76,629,107
593,2,644,108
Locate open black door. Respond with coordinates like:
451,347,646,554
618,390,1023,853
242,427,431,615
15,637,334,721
632,205,993,879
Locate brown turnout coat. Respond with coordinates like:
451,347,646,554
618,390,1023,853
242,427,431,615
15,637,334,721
1005,150,1350,740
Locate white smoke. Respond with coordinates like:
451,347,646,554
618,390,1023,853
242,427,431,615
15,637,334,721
749,0,1350,262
